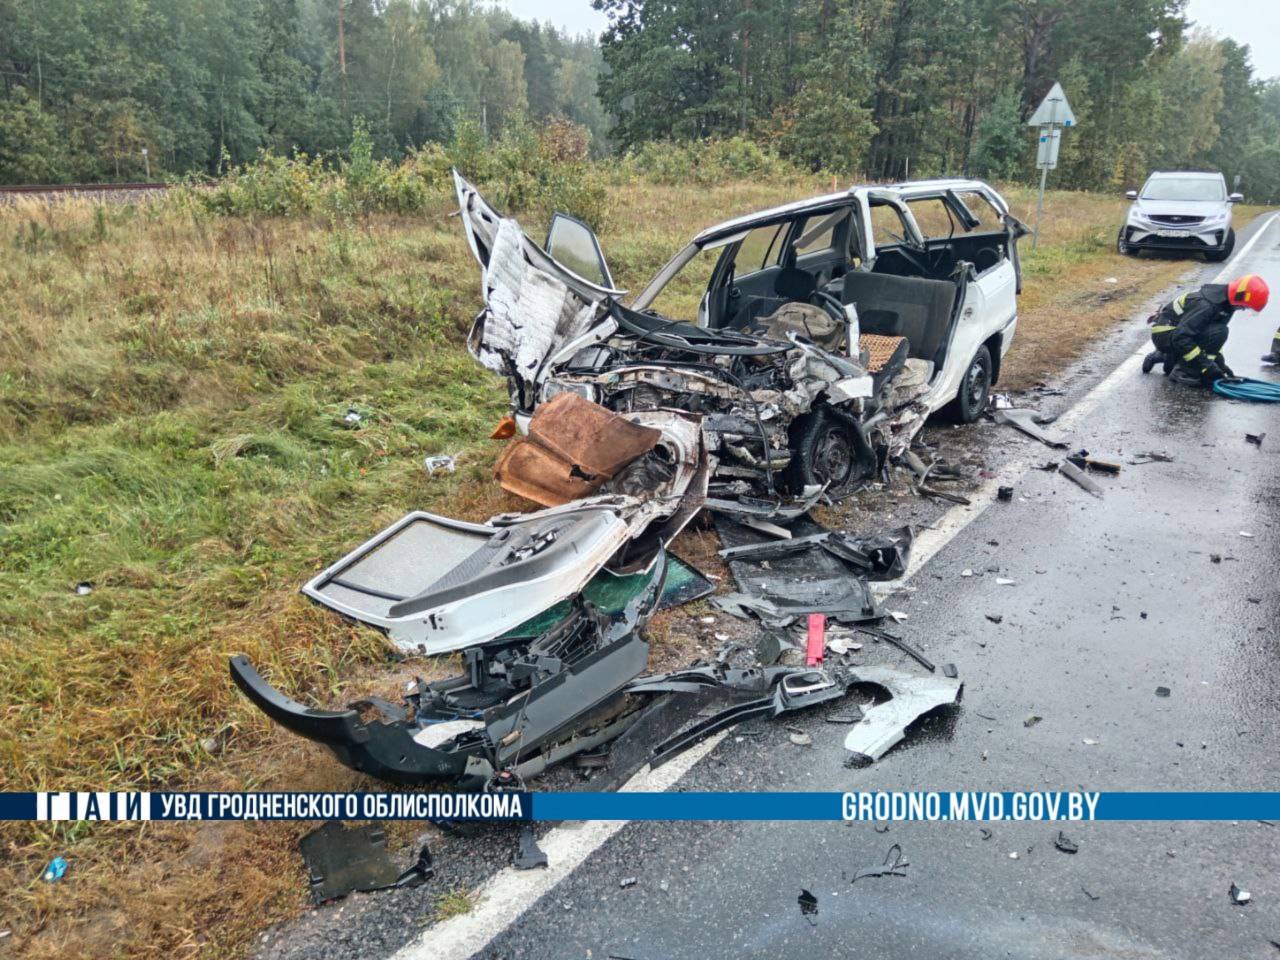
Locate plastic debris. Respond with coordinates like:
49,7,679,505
789,731,813,747
798,888,819,916
985,613,1003,624
299,821,432,903
997,486,1014,501
513,826,548,870
1155,686,1171,698
74,582,93,596
619,876,638,889
1245,432,1265,447
42,856,68,883
343,407,363,424
424,454,456,476
851,843,909,882
1024,715,1042,728
1229,882,1252,905
1053,831,1079,854
996,577,1016,586
1058,459,1103,498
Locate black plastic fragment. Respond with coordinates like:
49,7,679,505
513,826,548,870
942,663,959,679
1245,432,1265,447
1155,686,1171,698
857,625,935,672
852,843,909,882
797,889,819,916
1053,831,1079,854
299,821,433,903
997,486,1014,502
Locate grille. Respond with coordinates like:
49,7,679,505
1148,214,1204,226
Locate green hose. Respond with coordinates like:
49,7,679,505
1213,377,1280,402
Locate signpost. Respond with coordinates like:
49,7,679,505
1027,82,1076,248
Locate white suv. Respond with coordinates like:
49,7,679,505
1117,171,1241,262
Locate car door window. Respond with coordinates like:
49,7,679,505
545,212,614,288
952,191,1003,233
790,210,842,258
869,201,911,248
905,197,955,239
734,223,786,276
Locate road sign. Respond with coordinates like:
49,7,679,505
1036,126,1061,170
1027,81,1075,127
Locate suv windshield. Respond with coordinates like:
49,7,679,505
1141,177,1225,202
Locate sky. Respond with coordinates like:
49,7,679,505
497,0,1280,80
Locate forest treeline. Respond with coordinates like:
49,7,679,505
2,0,1280,200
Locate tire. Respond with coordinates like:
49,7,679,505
943,344,993,424
1116,227,1137,256
1203,228,1235,263
785,406,873,493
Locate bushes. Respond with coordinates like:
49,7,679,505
619,135,802,185
186,116,611,228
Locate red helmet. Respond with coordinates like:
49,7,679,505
1227,274,1269,311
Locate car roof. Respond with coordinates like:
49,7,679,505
1146,170,1224,179
691,178,1001,245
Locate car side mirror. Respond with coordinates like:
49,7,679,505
1124,190,1138,201
1228,192,1243,203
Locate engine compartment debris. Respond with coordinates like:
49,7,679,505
299,821,433,903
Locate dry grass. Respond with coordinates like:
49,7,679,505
0,177,1264,959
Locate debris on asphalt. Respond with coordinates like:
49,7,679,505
1082,738,1100,746
1081,886,1101,901
619,876,639,889
996,577,1016,586
513,826,548,870
1024,714,1042,728
1053,831,1079,854
423,453,456,475
979,828,993,840
1129,451,1174,464
806,613,826,666
985,613,1004,624
41,856,68,883
826,635,863,656
997,485,1014,501
299,822,433,903
993,407,1069,448
1067,449,1122,474
1155,686,1171,698
851,843,909,882
1245,432,1266,447
1240,531,1254,538
789,730,814,746
857,625,935,672
843,666,962,764
798,888,819,917
1211,553,1223,563
1230,882,1252,905
1058,459,1104,498
942,663,959,679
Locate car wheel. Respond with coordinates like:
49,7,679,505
1116,227,1137,256
943,344,993,424
785,406,872,493
1204,228,1235,263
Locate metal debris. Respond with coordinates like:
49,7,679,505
993,408,1069,448
1058,459,1103,498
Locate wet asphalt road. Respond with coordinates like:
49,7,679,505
458,228,1280,956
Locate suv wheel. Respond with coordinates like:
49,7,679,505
1117,227,1137,256
1204,227,1235,263
943,344,993,424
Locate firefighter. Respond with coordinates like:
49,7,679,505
1263,323,1280,364
1141,274,1270,385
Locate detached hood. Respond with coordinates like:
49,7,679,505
453,171,624,400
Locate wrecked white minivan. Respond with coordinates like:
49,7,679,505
457,172,1026,495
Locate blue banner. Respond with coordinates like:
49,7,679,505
5,791,1279,822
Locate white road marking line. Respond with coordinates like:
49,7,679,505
390,732,724,960
392,213,1280,960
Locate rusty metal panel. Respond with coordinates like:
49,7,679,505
496,393,662,507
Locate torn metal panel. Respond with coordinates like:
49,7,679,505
994,407,1069,448
495,393,662,506
843,665,963,763
233,550,667,787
